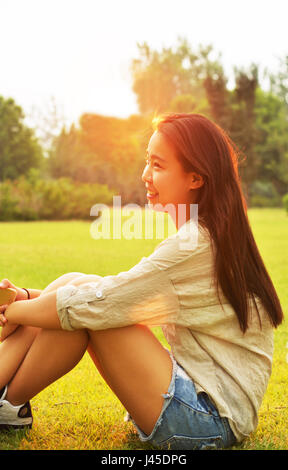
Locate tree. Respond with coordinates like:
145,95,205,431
269,55,288,116
131,38,222,115
169,93,210,115
253,88,288,196
203,65,230,129
48,113,150,205
27,96,67,157
0,96,43,181
48,124,95,181
229,65,259,194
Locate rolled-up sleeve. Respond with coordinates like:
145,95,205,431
56,256,180,331
56,221,206,331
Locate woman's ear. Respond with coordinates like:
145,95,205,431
189,173,204,189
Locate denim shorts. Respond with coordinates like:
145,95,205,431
130,355,237,450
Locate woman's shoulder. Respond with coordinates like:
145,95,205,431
178,219,210,241
147,220,212,270
160,219,210,251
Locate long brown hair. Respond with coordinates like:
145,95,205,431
154,113,283,332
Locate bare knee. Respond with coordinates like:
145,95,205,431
1,324,40,344
41,272,86,295
67,274,103,287
53,272,86,285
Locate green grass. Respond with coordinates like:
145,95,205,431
0,208,287,450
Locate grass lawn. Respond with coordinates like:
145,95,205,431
0,208,287,450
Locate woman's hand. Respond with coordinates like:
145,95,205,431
0,311,8,327
0,279,25,341
0,279,29,301
0,320,19,341
0,308,19,341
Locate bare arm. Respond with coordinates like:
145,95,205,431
0,279,42,302
0,280,43,340
1,274,102,335
4,291,61,330
22,288,42,299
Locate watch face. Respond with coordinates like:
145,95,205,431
0,288,17,305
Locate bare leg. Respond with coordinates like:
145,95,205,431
2,273,90,404
6,324,172,436
6,328,88,405
2,273,173,436
87,326,172,436
0,273,87,393
0,273,89,401
0,326,40,391
40,272,88,294
67,275,173,435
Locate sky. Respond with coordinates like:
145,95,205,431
0,0,287,130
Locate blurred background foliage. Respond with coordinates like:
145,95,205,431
1,38,288,220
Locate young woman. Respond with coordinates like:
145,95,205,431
0,113,283,450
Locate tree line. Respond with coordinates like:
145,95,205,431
1,38,288,220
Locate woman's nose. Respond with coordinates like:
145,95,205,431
141,164,152,183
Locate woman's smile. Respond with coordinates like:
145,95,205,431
146,189,159,200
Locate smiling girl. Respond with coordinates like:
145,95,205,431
0,113,283,450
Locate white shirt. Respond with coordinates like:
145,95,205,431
56,219,274,442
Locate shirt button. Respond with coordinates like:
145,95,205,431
96,290,103,299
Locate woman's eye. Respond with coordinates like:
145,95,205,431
145,159,161,169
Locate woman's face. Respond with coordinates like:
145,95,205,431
142,131,203,227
